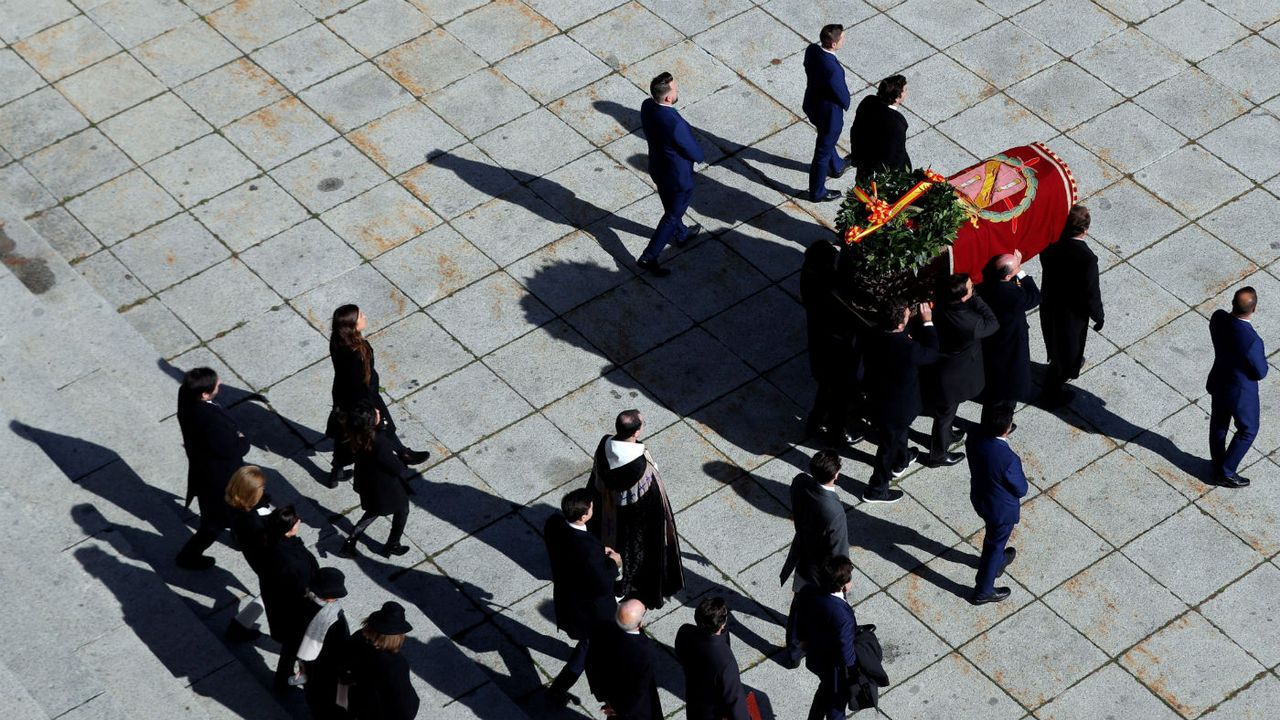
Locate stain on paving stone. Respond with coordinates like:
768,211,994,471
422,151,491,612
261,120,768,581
0,222,56,294
317,177,344,192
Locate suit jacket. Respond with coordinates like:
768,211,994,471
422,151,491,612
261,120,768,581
864,324,939,426
543,514,619,640
795,587,857,675
1207,310,1268,408
674,625,750,720
978,276,1041,403
641,98,704,193
347,634,420,720
177,394,249,515
850,95,910,173
965,435,1029,527
925,296,999,411
802,43,850,133
780,473,849,587
586,624,663,720
352,431,409,517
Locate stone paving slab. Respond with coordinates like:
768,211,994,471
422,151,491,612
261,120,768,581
5,0,1280,717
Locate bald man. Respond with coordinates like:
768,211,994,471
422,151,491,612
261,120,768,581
978,250,1041,418
1207,286,1267,488
585,600,663,719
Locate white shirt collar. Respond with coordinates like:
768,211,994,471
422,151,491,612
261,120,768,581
569,521,587,531
996,436,1010,444
821,46,837,56
820,482,837,492
830,591,844,599
625,629,641,635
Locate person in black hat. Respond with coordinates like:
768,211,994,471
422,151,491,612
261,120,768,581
347,601,419,720
297,568,350,720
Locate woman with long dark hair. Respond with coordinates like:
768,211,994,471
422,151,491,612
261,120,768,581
339,405,412,558
326,304,429,487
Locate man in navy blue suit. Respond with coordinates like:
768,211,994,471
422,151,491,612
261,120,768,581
803,24,850,203
638,71,704,277
1207,286,1268,488
795,554,858,720
965,406,1027,605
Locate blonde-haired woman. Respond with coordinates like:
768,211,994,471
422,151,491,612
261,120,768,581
225,465,271,641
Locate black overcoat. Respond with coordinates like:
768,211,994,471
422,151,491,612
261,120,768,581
177,394,249,521
230,506,270,574
347,634,419,720
352,432,409,517
863,325,939,426
259,536,319,645
780,473,850,587
674,625,750,720
586,623,663,720
850,95,911,174
924,296,999,412
978,276,1041,404
543,514,619,640
800,242,860,384
303,610,351,720
328,338,394,435
1040,237,1104,380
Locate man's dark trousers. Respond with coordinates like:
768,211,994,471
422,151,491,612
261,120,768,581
808,666,849,720
1209,392,1258,478
549,638,590,696
640,185,692,263
809,116,844,200
871,421,909,493
975,522,1014,595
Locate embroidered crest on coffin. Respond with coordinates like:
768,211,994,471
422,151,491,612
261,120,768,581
948,153,1041,233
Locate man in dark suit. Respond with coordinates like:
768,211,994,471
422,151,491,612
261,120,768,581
923,273,998,466
586,599,662,720
863,301,939,503
1207,286,1268,488
1040,205,1105,406
800,241,864,446
965,406,1027,604
803,24,851,203
978,251,1041,418
780,451,849,665
176,367,249,570
544,489,622,706
675,596,751,720
849,74,910,185
795,555,858,720
638,71,704,277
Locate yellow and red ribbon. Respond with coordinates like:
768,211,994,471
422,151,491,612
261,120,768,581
843,170,946,245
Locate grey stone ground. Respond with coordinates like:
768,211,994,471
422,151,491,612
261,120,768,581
3,0,1280,718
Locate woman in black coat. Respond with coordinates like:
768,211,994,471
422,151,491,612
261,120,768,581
259,505,319,688
339,406,412,558
326,304,429,486
225,465,272,641
347,602,419,720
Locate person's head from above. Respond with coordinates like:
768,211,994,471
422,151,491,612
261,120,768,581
883,300,910,332
819,24,844,51
944,272,974,303
181,366,219,401
332,303,367,340
1232,286,1258,319
809,449,842,486
309,567,348,603
615,409,643,441
561,488,594,525
694,596,731,635
988,251,1024,283
617,598,647,631
817,554,855,595
650,72,678,105
265,504,300,540
982,405,1015,438
878,74,907,105
225,465,266,511
1062,203,1091,240
362,601,412,651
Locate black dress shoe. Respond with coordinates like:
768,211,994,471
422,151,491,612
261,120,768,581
1216,474,1251,488
399,448,431,465
998,547,1016,577
822,429,858,447
862,487,904,504
891,448,920,478
637,258,671,276
950,428,967,447
674,225,700,248
924,451,965,468
970,587,1011,605
338,539,359,558
812,189,842,202
385,542,410,557
322,466,342,489
176,553,216,570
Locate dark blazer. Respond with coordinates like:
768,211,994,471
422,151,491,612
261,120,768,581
347,634,419,720
352,432,410,517
259,536,319,644
586,623,663,720
978,276,1041,404
330,338,393,429
795,586,857,675
302,609,350,720
177,394,249,518
850,95,910,173
803,43,850,132
780,473,849,587
864,324,939,426
1207,310,1268,407
1040,237,1104,377
641,98,704,193
926,296,999,411
543,514,619,640
965,435,1029,527
674,625,750,720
